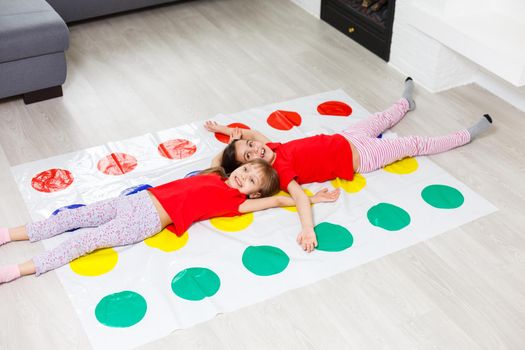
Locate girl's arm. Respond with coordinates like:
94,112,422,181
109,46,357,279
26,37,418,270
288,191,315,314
286,180,318,253
238,188,340,213
204,121,271,144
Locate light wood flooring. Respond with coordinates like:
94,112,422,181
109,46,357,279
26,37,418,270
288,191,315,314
1,0,524,348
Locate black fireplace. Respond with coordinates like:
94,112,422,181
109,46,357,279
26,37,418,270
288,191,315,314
321,0,396,61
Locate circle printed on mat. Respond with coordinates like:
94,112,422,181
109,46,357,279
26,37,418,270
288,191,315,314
31,168,74,193
330,174,366,193
158,139,197,160
267,110,302,130
367,202,411,231
145,228,188,252
210,213,253,232
317,101,352,116
97,153,137,175
383,157,418,175
120,184,152,196
315,222,354,252
215,123,250,144
184,170,202,178
171,267,220,301
242,245,290,276
95,291,147,328
421,184,464,209
52,204,86,216
70,248,118,276
51,204,86,232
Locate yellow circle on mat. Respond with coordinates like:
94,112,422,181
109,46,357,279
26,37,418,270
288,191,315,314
330,174,366,193
383,157,418,174
210,212,254,232
278,189,314,212
145,229,188,252
70,248,118,276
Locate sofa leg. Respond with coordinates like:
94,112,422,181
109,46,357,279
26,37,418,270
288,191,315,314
23,86,63,104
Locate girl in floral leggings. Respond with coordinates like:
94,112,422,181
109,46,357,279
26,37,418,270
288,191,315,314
0,159,341,284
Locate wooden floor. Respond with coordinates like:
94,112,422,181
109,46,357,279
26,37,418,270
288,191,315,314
1,0,524,348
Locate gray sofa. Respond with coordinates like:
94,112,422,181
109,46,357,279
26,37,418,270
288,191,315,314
46,0,184,23
0,0,181,104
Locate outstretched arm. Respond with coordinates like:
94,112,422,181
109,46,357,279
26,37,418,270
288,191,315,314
287,180,318,253
204,121,271,144
238,187,340,213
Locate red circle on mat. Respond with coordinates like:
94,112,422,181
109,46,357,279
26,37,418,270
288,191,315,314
158,139,197,159
31,168,74,193
317,101,352,116
267,110,302,130
97,153,138,175
215,123,251,144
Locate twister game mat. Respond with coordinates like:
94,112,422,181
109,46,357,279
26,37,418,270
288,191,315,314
11,90,497,349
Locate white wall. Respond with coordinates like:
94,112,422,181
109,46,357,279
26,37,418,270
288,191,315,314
389,0,525,111
289,0,321,18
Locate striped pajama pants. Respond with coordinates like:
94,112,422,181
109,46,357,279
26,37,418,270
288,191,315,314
341,98,471,173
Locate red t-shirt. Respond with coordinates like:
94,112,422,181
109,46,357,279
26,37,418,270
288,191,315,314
267,134,354,190
148,173,246,235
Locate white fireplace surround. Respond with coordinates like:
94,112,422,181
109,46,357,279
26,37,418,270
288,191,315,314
290,0,525,112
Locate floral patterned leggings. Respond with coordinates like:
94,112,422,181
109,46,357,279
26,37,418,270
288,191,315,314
28,191,161,276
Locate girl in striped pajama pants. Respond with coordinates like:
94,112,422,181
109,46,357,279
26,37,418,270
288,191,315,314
339,83,491,173
206,77,493,253
211,77,493,176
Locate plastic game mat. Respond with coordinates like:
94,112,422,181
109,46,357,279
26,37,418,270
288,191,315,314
11,90,497,349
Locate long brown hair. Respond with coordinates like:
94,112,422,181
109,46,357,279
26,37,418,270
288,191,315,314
199,166,227,177
221,140,242,174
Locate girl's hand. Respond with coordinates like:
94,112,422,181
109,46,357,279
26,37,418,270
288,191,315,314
311,188,340,204
204,120,224,133
296,227,317,253
229,128,242,143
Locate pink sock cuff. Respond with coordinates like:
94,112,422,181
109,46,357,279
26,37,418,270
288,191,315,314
0,265,21,283
0,227,11,245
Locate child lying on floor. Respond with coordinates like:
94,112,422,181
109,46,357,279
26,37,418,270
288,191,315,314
1,159,340,284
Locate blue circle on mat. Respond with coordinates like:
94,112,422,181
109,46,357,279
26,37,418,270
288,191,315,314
120,184,152,196
51,204,86,232
52,204,86,216
184,170,202,178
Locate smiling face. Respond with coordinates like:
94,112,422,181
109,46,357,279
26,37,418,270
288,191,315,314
226,162,267,198
234,140,275,164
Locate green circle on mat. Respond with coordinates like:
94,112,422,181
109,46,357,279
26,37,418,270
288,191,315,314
95,290,147,328
171,267,220,301
421,184,464,209
242,245,290,276
367,202,411,231
315,222,354,252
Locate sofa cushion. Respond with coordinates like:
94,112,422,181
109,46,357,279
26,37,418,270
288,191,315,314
46,0,182,23
0,0,69,63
